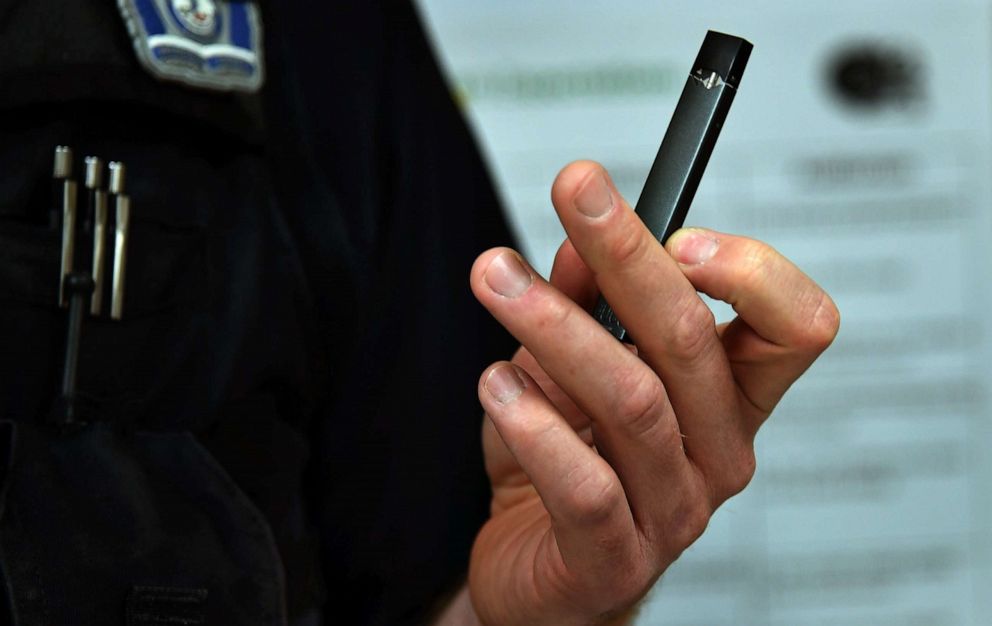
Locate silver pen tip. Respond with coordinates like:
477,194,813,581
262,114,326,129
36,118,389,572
84,156,104,189
53,146,73,179
108,161,126,194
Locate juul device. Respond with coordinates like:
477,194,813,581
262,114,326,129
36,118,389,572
593,31,752,342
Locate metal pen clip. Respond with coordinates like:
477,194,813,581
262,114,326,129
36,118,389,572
52,145,72,229
86,157,109,315
109,162,130,320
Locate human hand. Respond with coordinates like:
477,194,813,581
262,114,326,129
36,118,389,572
464,160,839,625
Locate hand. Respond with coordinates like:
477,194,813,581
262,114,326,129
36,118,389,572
465,161,839,625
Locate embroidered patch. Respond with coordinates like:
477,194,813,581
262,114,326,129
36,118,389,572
117,0,264,93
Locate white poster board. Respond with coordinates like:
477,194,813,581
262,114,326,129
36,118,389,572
418,1,992,623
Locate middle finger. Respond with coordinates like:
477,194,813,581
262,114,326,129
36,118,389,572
551,161,750,502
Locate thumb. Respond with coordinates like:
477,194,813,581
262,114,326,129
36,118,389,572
664,227,838,350
665,227,839,419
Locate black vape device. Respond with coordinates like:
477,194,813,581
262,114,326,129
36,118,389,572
593,31,752,342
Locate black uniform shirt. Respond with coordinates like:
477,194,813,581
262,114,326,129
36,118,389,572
0,2,517,624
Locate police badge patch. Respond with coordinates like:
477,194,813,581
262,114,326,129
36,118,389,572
117,0,264,93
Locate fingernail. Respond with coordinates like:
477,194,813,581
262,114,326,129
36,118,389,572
485,364,526,405
484,251,533,298
574,172,615,218
668,229,719,265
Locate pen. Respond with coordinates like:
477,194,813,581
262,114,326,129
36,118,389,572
109,162,130,320
86,157,109,315
57,148,78,308
52,145,72,230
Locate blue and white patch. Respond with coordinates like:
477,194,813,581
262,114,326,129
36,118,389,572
117,0,264,93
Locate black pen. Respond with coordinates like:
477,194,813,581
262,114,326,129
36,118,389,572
593,30,752,342
56,147,78,308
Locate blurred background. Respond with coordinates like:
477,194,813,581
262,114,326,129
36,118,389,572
417,1,992,624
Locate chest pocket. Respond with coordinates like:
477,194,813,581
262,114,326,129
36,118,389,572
0,420,287,626
0,215,209,424
0,216,206,312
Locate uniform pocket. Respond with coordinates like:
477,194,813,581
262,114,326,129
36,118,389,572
0,216,207,315
0,219,60,307
0,216,210,424
0,422,287,626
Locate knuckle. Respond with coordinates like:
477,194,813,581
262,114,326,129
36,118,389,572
534,294,574,332
510,411,556,444
605,221,650,268
566,471,623,525
668,298,717,360
733,239,775,288
667,494,712,554
720,446,757,498
612,373,668,439
733,237,841,353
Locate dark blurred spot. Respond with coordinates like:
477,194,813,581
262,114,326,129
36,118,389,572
826,42,923,111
